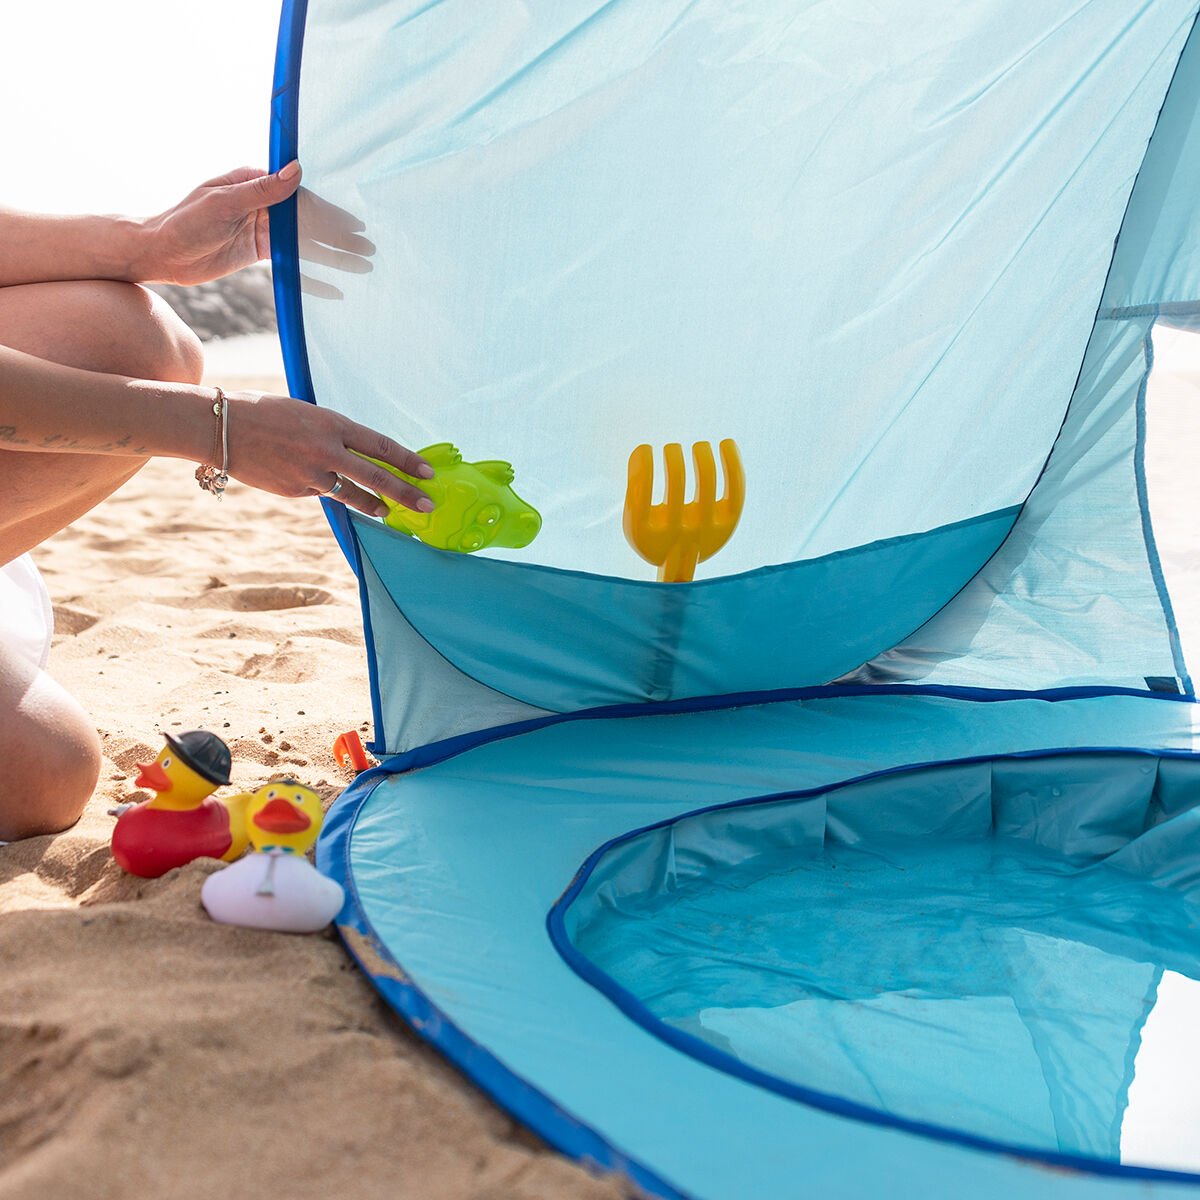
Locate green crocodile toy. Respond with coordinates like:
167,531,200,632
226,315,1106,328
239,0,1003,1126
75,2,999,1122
369,443,542,553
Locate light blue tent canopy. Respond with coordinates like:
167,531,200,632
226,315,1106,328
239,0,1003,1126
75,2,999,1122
270,2,1200,1195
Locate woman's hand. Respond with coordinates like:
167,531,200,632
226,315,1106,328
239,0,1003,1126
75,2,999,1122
135,163,303,286
222,391,435,518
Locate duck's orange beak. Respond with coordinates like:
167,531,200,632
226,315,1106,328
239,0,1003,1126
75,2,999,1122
252,798,312,835
134,761,172,792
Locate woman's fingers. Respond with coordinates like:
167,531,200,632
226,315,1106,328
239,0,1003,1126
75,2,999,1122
349,423,434,481
194,165,269,191
333,421,436,512
220,392,436,514
222,161,302,218
313,474,388,519
296,237,374,273
337,450,436,514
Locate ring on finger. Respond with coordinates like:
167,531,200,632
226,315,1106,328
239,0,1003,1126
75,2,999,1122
320,475,345,499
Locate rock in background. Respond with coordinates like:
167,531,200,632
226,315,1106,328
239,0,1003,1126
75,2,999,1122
150,263,277,342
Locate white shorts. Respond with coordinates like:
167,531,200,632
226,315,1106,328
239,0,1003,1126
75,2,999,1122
0,554,54,671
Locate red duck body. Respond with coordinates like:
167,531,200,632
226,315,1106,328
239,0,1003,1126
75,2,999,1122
111,798,234,878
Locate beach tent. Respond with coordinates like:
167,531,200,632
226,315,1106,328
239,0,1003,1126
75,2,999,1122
270,1,1200,1195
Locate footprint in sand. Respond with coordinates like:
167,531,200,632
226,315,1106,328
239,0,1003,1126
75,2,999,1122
32,843,112,900
230,737,283,767
51,605,100,636
180,584,336,612
86,1028,154,1079
235,649,321,683
107,742,158,774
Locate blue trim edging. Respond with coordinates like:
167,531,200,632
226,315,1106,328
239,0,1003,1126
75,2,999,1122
268,0,360,571
348,532,388,755
317,766,693,1200
268,0,314,412
373,679,1195,766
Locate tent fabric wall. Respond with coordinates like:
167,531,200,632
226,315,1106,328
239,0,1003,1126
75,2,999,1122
1103,13,1200,314
848,314,1189,693
850,12,1200,695
276,0,1200,751
290,0,1178,575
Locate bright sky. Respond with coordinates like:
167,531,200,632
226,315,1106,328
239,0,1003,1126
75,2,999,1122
1,0,282,216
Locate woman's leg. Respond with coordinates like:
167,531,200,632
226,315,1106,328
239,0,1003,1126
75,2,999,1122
0,279,205,564
0,280,204,835
0,638,102,840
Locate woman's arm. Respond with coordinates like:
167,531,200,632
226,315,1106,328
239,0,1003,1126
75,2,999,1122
0,164,433,515
0,344,434,517
0,162,302,288
0,209,147,288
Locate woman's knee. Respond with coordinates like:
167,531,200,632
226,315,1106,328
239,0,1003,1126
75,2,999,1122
0,653,101,840
132,284,206,385
0,279,205,386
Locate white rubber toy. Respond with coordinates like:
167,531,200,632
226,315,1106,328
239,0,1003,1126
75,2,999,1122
201,851,345,933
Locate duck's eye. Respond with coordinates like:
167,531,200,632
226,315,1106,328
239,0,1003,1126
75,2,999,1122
266,788,278,799
162,757,172,768
294,793,305,803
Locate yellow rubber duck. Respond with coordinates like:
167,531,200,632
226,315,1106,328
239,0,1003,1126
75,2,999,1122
244,779,324,857
201,780,344,933
110,731,250,878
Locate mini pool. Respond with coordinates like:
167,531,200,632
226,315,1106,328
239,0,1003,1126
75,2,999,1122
555,753,1200,1173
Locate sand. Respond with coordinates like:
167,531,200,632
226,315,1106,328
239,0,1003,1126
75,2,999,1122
0,370,627,1200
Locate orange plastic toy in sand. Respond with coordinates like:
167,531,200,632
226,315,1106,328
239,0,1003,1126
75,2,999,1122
333,730,374,773
623,439,745,582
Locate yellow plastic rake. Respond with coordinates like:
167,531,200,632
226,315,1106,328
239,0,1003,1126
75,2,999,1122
623,439,745,582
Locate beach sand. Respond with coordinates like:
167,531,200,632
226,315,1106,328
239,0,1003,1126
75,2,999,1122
4,326,1200,1200
0,368,626,1200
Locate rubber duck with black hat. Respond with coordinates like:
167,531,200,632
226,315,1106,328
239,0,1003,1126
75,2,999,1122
111,730,251,878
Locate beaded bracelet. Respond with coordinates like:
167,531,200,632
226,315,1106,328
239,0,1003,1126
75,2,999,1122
194,386,229,499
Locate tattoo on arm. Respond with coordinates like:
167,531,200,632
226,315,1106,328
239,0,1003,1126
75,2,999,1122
0,426,146,454
38,434,89,450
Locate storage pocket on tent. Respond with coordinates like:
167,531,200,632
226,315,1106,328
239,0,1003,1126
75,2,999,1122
554,753,1200,1172
352,505,1020,712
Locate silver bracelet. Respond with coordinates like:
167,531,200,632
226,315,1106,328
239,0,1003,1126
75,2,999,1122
194,386,229,499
